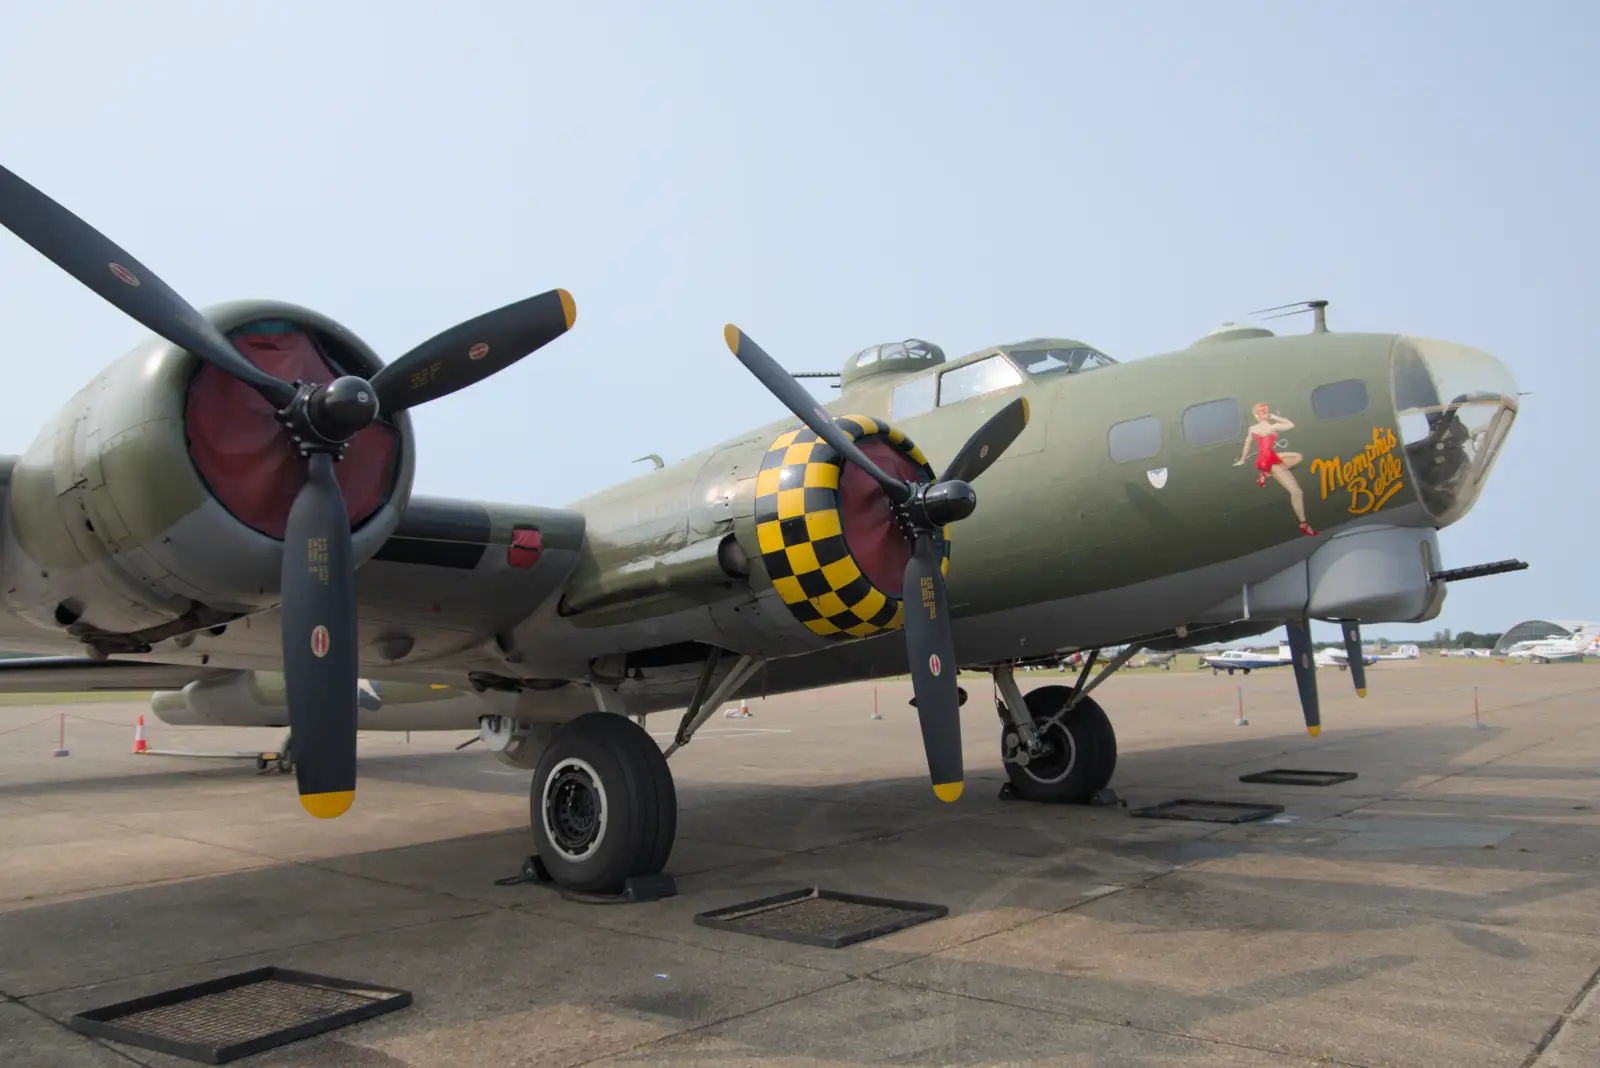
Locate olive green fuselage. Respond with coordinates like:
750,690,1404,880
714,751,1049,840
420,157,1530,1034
0,313,1519,726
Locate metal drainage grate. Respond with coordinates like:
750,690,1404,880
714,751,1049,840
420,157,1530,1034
1132,799,1285,824
68,967,411,1064
694,887,948,948
1239,768,1358,787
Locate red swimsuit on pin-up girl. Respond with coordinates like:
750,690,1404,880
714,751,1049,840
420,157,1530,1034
1251,429,1283,486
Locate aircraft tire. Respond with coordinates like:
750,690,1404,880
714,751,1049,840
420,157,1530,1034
1002,686,1117,803
530,712,678,895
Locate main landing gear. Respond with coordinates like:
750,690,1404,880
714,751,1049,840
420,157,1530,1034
991,646,1138,804
527,652,765,897
528,711,677,895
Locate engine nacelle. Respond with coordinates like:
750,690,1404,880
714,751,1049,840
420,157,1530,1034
733,413,949,643
0,300,416,651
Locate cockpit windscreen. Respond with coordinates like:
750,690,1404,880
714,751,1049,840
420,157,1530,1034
1008,346,1116,377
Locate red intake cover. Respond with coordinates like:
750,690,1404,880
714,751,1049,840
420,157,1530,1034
185,331,398,539
508,526,542,570
838,438,926,596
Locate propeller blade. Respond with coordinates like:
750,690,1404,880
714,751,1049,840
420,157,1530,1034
1284,618,1321,736
280,453,359,818
0,165,296,408
902,532,963,800
373,288,576,415
1341,621,1369,697
940,397,1031,484
723,325,910,503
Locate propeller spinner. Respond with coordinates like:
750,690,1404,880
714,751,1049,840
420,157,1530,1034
723,325,1030,802
0,164,576,817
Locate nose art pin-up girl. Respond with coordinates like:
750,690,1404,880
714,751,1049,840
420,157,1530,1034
1235,402,1316,536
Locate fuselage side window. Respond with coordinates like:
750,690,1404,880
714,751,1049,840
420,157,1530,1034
891,374,936,420
937,354,1023,407
1311,378,1370,420
1108,415,1163,463
1182,398,1241,446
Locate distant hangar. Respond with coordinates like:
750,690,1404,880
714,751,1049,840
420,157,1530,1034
1492,620,1600,656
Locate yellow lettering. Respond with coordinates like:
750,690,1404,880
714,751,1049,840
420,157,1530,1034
1311,457,1343,499
305,536,330,585
1309,427,1406,515
1346,477,1375,514
410,361,444,391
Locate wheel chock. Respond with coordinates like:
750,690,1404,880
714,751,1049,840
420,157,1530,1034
494,855,678,905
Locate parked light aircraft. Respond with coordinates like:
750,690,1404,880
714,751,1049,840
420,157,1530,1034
1506,637,1595,663
1200,647,1292,674
0,165,1530,894
1315,643,1419,669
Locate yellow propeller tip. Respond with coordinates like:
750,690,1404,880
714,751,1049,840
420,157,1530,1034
558,289,576,330
1356,688,1368,698
1306,725,1321,738
301,790,354,819
722,323,741,354
932,781,964,803
1019,396,1030,425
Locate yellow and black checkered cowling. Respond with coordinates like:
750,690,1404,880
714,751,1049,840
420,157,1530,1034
754,414,951,641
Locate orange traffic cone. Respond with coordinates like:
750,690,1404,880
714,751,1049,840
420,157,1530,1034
132,714,148,753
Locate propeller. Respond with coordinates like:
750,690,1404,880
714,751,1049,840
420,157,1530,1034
1340,621,1369,698
723,325,1030,802
1283,618,1321,736
0,164,576,818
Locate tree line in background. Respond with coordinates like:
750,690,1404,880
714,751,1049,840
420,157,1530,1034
1420,629,1505,650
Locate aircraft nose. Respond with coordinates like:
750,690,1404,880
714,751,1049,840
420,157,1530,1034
1391,336,1519,527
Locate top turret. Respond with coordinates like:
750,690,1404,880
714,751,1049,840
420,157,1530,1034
839,338,946,389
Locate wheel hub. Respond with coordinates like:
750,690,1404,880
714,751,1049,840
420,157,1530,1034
1018,720,1077,785
542,758,608,860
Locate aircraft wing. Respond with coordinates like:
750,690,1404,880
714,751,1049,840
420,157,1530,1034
0,657,234,693
0,491,590,686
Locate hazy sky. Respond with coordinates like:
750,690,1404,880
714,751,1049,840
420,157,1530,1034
0,2,1593,643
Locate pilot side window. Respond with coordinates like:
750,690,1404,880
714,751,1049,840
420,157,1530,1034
1311,378,1369,420
1108,416,1163,463
1182,398,1241,446
891,374,936,420
938,354,1023,407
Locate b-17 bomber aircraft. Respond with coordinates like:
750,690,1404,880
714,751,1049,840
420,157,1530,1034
0,165,1530,895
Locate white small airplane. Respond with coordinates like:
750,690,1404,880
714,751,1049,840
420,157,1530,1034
1200,645,1293,675
1314,643,1419,671
1314,647,1376,671
1506,636,1597,664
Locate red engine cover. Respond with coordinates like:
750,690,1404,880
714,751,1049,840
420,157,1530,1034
838,438,927,597
185,329,398,539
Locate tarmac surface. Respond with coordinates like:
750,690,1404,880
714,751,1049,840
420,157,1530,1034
2,659,1598,1067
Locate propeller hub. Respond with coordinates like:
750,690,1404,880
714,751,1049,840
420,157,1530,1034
305,376,380,444
910,479,977,529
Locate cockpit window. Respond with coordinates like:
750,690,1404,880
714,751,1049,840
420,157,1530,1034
938,354,1023,407
1009,346,1116,377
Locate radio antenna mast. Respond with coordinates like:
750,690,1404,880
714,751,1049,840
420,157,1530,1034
1251,299,1329,334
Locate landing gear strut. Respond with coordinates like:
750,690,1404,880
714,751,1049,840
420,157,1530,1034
992,652,1129,804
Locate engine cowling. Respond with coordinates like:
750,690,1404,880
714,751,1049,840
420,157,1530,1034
0,300,416,650
746,413,949,642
